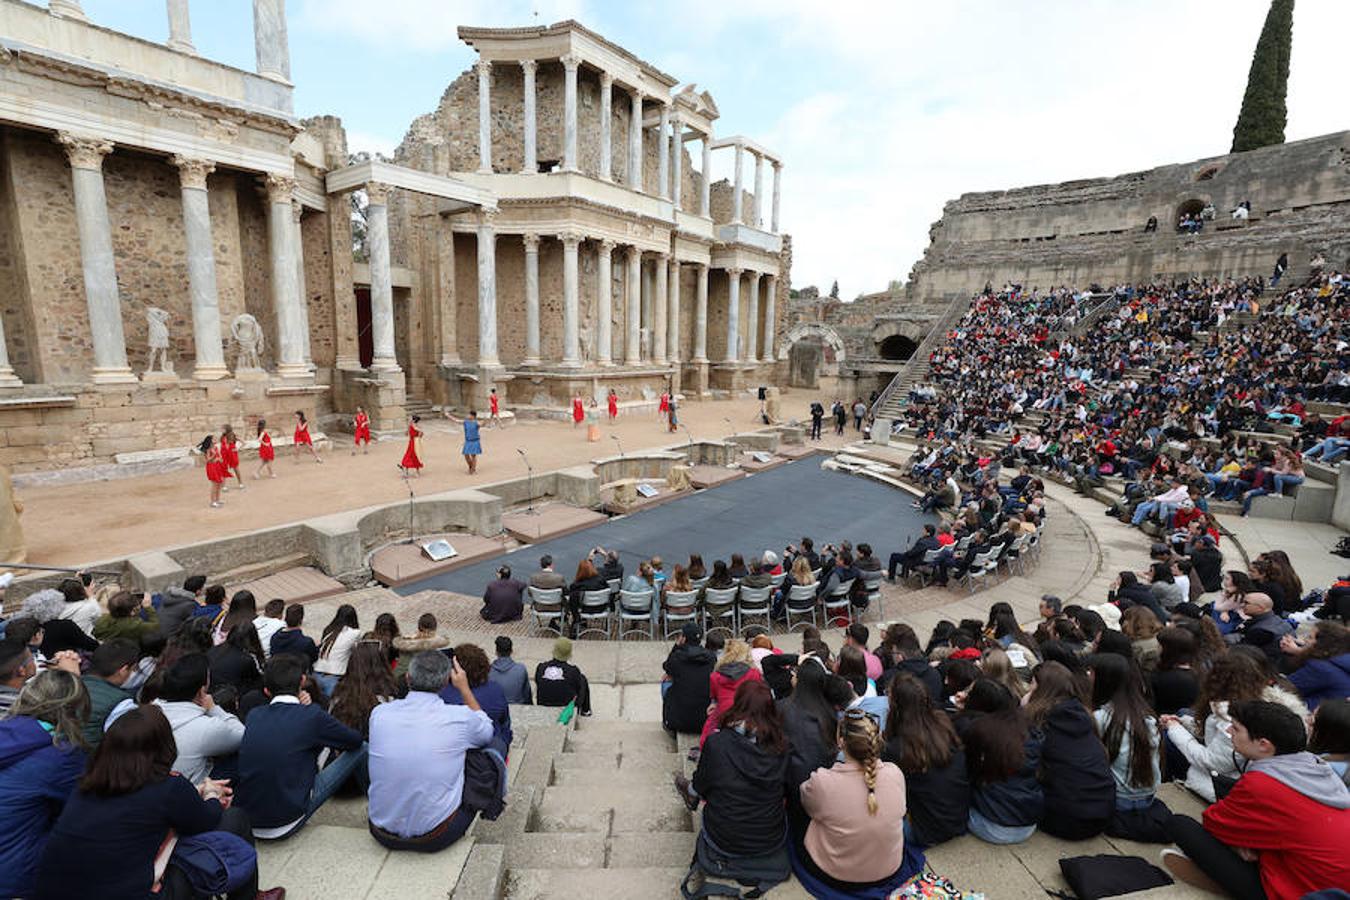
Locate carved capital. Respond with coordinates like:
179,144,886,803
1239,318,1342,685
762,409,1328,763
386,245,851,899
599,71,613,89
478,209,498,229
560,230,584,246
262,172,297,204
57,132,113,170
652,250,669,261
560,52,581,72
522,232,541,252
519,58,537,76
170,155,215,190
364,181,392,206
631,88,645,105
291,200,303,224
475,59,492,77
599,238,617,252
726,267,745,277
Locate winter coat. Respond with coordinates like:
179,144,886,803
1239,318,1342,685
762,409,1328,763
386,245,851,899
692,726,789,858
154,699,245,786
80,675,136,748
1167,700,1241,803
0,718,86,898
156,586,199,639
957,714,1044,828
882,737,970,847
1287,654,1350,710
700,662,762,745
1037,700,1115,835
662,642,715,734
487,657,532,705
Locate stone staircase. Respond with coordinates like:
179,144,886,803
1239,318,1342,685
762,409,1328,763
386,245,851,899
870,294,974,422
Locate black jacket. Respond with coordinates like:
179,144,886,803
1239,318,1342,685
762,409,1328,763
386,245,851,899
535,658,589,712
760,652,797,699
235,701,363,828
38,619,99,657
882,737,970,847
880,657,944,705
1149,667,1199,716
1115,582,1169,623
692,726,789,857
1037,700,1115,828
156,587,199,639
662,643,715,734
778,700,835,805
957,713,1044,828
1188,547,1224,594
270,628,319,664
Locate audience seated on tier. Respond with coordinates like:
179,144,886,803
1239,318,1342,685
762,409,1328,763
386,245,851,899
534,637,591,716
440,643,512,748
661,623,716,735
528,554,566,591
481,565,526,624
487,635,532,705
270,603,318,664
153,653,245,786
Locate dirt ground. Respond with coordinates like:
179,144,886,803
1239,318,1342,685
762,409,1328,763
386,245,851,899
18,395,865,567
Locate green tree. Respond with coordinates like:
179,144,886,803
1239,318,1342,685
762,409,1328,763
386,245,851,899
1230,0,1294,153
829,280,840,299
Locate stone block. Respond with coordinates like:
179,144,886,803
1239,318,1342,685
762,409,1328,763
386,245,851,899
871,419,893,444
555,465,601,507
92,436,156,457
126,551,182,594
256,824,383,900
1291,480,1334,523
365,835,474,899
451,843,504,900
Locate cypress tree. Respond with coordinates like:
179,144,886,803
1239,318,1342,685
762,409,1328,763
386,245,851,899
1230,0,1294,153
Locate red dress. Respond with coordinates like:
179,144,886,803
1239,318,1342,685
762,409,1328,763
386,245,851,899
258,432,274,462
205,445,225,484
607,394,618,419
353,412,371,446
400,424,423,470
294,422,312,446
571,398,584,424
659,393,670,414
221,436,240,470
489,394,500,416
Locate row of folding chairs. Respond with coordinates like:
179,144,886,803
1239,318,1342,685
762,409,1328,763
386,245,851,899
906,528,1043,593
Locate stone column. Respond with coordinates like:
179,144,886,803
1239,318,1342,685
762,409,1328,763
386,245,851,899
670,117,683,211
753,152,764,228
522,233,541,365
693,263,710,363
724,267,742,363
437,218,459,365
598,72,613,182
667,257,681,362
252,0,289,81
627,89,644,191
700,138,712,216
292,201,312,370
58,133,135,384
48,0,87,21
363,182,398,372
731,144,744,224
652,251,668,364
519,60,537,174
641,258,654,359
476,59,493,174
762,274,777,360
656,104,670,200
170,156,227,380
0,313,19,385
561,232,582,367
561,53,580,172
476,211,499,366
263,173,307,378
771,163,782,232
596,239,614,365
166,0,195,53
624,245,641,365
746,270,762,361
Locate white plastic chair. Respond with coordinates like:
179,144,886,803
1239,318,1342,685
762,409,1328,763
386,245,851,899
577,588,614,639
737,585,773,634
618,589,656,640
785,583,819,632
857,570,885,621
662,589,701,639
822,578,855,627
528,586,564,636
703,586,739,638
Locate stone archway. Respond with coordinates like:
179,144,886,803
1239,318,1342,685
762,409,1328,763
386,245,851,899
877,334,918,361
781,323,846,389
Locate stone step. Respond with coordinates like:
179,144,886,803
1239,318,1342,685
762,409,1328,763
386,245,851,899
565,723,677,755
504,866,689,900
502,832,608,870
1305,460,1340,485
551,751,683,786
533,785,693,834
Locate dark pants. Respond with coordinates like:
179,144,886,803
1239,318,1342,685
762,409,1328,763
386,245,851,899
161,807,259,900
810,417,823,439
369,807,476,853
1164,814,1266,900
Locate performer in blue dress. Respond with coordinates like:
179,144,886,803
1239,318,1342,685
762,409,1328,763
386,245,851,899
449,409,482,474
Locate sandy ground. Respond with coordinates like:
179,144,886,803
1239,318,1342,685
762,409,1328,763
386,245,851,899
18,395,864,567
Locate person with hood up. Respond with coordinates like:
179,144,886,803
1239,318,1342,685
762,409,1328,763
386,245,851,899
487,636,531,705
152,653,244,786
661,623,715,734
1161,700,1350,899
878,624,943,702
1024,661,1115,840
700,639,764,746
534,638,591,716
0,670,89,899
158,574,208,639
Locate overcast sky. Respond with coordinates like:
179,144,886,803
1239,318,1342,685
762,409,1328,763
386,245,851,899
81,0,1350,299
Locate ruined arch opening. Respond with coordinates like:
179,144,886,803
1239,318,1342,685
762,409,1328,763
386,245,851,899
1174,198,1205,228
877,334,918,361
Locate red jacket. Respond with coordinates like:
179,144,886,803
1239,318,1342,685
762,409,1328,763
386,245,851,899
699,663,762,746
1202,756,1350,899
1172,506,1204,530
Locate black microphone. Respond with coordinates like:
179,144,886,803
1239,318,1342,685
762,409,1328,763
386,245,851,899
517,448,526,456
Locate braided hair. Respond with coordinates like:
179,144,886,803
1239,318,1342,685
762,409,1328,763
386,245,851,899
839,709,883,815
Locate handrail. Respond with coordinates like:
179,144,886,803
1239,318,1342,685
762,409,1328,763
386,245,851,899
1069,291,1123,336
868,293,971,419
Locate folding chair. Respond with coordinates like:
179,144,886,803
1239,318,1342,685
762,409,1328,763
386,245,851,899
577,588,614,639
618,589,656,640
703,586,739,638
785,583,820,633
528,586,564,636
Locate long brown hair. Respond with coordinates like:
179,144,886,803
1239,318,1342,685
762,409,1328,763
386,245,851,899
573,558,599,582
1293,622,1350,668
1195,653,1267,729
1023,661,1088,726
718,680,787,754
883,674,958,773
1121,606,1162,641
959,680,1029,784
81,705,176,796
329,642,398,737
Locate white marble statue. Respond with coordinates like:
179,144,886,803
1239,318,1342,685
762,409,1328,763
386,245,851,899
145,307,173,374
231,313,265,370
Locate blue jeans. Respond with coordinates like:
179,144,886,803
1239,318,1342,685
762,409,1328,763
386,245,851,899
1305,437,1349,463
260,743,369,840
1131,500,1159,525
967,808,1036,845
1272,473,1303,494
312,672,340,697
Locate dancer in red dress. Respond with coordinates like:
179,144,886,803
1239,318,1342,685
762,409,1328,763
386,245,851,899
220,424,244,490
571,394,584,428
254,418,276,479
658,391,670,423
201,435,225,508
607,389,618,421
400,415,423,475
353,407,372,455
293,410,322,463
488,388,501,428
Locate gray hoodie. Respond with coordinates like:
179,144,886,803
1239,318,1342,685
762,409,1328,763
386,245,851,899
488,657,532,705
1248,752,1350,809
154,699,244,785
157,587,200,639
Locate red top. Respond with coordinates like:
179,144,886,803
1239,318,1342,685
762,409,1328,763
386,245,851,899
220,436,240,469
258,432,274,462
294,422,312,445
936,533,956,546
205,445,225,483
572,398,584,423
607,394,618,416
490,394,499,414
401,423,423,469
699,666,764,747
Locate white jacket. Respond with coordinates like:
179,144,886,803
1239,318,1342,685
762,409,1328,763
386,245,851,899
1166,700,1241,803
154,700,245,785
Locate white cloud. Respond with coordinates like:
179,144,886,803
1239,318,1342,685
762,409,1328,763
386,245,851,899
295,0,591,52
344,129,401,159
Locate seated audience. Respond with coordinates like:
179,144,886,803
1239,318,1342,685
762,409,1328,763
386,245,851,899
329,641,399,740
1281,621,1350,710
269,603,318,665
1025,661,1115,840
312,604,362,696
534,637,592,716
701,639,763,745
392,613,449,681
1087,653,1169,842
481,565,526,624
253,599,286,659
487,636,532,704
80,639,139,748
1162,652,1268,802
956,679,1044,845
881,674,970,848
92,590,160,648
157,575,206,639
1149,626,1200,715
662,623,715,735
528,554,567,591
154,653,245,786
441,643,511,748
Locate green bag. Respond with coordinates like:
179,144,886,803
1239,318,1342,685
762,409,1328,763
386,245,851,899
557,700,576,725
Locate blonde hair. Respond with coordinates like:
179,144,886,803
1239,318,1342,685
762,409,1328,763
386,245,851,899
718,639,753,668
980,647,1027,697
839,711,883,815
791,555,814,584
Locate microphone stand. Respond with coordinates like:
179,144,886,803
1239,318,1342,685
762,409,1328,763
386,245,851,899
518,448,537,516
397,465,417,545
611,434,625,457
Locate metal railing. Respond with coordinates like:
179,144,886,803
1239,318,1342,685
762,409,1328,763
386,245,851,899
867,293,971,419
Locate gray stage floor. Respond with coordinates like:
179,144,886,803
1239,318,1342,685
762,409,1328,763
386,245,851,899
395,456,935,596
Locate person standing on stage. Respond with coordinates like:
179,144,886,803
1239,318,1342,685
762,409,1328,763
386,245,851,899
668,396,679,433
607,388,619,422
293,410,323,463
488,388,501,428
353,406,372,455
201,435,226,508
400,415,424,476
571,393,585,428
220,424,245,491
659,390,670,422
448,410,483,475
254,419,276,480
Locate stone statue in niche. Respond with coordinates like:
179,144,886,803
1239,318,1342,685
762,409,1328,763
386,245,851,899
145,307,173,374
231,314,265,370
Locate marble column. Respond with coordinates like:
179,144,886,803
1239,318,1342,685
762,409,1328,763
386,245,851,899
670,117,683,211
624,245,641,365
627,90,644,191
746,270,762,361
522,233,541,365
252,0,289,81
596,239,614,365
263,173,307,377
476,211,499,366
170,156,227,379
700,138,712,216
0,312,19,385
731,144,744,224
292,201,312,370
561,53,580,172
724,268,742,363
693,263,709,363
561,232,582,367
640,258,654,359
753,152,764,228
598,73,613,182
771,163,782,232
656,104,670,201
363,182,398,372
166,0,195,54
667,257,681,362
652,251,668,364
48,0,87,21
58,133,135,384
519,60,537,174
437,218,460,365
762,274,777,361
476,59,493,174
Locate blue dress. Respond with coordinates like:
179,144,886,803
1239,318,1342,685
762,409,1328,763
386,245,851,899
462,419,482,455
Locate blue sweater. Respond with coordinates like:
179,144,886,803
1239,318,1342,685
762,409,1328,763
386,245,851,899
440,681,513,748
1288,654,1350,710
0,718,86,898
234,699,362,828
